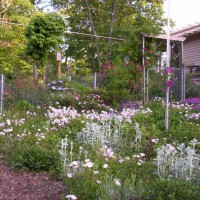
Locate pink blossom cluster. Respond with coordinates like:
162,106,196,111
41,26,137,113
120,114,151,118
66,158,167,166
47,106,80,127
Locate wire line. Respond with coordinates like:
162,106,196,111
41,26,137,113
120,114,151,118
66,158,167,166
0,20,124,41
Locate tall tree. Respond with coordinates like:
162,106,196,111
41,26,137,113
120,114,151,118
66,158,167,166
85,0,101,68
24,12,66,81
51,0,166,70
0,0,36,78
105,0,117,68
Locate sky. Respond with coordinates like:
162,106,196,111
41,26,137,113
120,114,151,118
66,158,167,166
164,0,200,30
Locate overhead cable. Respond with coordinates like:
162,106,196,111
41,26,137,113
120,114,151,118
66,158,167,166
0,20,124,41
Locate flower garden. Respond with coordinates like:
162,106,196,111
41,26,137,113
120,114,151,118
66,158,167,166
0,78,200,200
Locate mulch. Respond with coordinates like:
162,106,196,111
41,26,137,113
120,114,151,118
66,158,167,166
0,156,67,200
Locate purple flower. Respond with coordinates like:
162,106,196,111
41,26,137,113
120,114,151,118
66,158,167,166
193,105,200,110
58,86,63,91
184,98,200,104
166,80,173,87
162,88,167,93
166,68,172,74
52,81,57,84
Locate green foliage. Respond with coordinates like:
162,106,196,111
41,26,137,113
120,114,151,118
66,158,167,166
25,12,66,61
51,0,165,69
14,145,59,171
14,100,36,111
102,65,142,107
142,179,200,200
0,0,37,77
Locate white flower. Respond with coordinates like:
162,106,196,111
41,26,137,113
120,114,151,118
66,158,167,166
86,162,94,168
72,161,79,166
96,180,101,184
3,128,13,133
67,173,73,178
0,132,5,136
139,159,145,164
114,178,121,186
151,138,159,143
66,194,77,199
93,171,99,174
6,119,11,125
167,144,176,151
103,164,108,168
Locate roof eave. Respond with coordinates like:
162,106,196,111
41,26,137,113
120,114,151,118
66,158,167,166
142,33,186,42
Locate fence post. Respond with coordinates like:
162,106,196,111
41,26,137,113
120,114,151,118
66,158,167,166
146,69,150,102
94,72,97,89
142,35,146,105
0,74,4,112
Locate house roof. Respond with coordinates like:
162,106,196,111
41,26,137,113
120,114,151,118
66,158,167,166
143,33,186,42
171,23,200,37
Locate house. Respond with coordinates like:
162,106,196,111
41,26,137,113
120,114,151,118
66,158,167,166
171,23,200,72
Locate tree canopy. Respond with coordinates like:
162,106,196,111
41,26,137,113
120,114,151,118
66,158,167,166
51,0,166,71
0,0,37,78
0,0,167,80
24,12,66,80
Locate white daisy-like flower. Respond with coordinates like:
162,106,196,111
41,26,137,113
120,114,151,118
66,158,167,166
114,178,121,186
103,164,108,168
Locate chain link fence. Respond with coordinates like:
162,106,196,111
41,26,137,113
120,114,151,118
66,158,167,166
0,73,109,111
3,76,50,110
146,67,200,102
68,72,108,89
0,68,199,111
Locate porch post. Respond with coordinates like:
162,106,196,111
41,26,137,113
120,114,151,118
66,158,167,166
181,41,185,102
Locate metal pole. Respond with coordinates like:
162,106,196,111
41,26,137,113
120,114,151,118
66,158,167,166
146,69,150,102
94,72,97,89
0,74,4,112
142,35,145,105
165,0,171,131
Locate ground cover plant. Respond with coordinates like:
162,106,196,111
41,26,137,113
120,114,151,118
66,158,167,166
0,96,200,200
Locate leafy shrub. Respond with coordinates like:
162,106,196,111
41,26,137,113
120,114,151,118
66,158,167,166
102,65,142,108
14,100,36,111
142,179,200,200
14,145,59,172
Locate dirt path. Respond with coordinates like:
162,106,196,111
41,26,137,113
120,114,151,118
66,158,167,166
0,157,67,200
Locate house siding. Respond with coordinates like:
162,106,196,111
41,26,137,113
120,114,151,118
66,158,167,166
183,33,200,66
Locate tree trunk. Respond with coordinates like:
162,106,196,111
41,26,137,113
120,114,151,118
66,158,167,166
33,59,38,81
85,0,102,69
106,0,117,68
